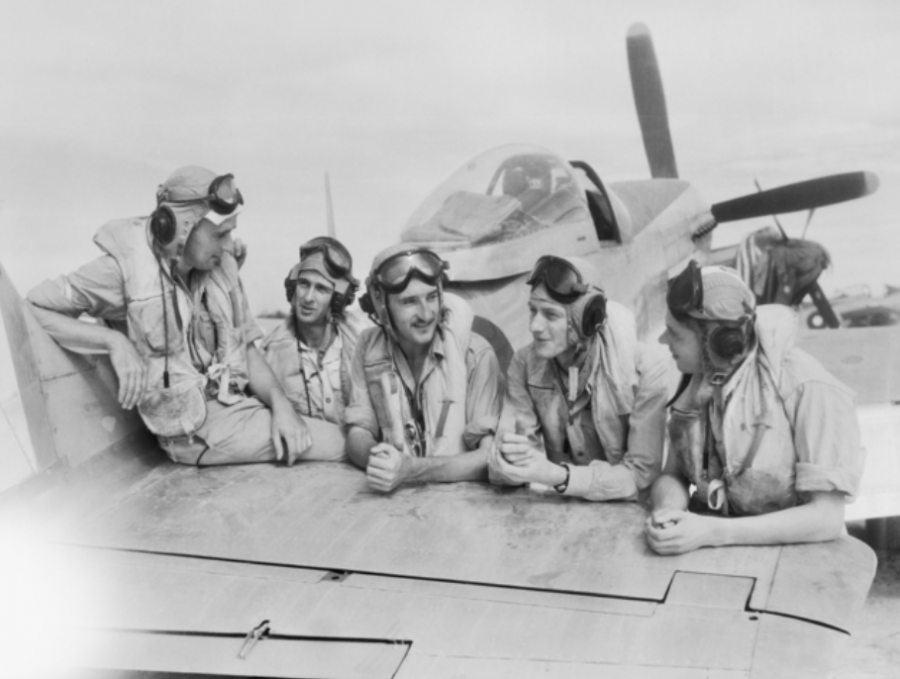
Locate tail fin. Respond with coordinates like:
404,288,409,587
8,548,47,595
0,259,144,483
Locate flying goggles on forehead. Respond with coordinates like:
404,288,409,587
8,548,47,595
375,249,448,293
666,259,703,318
160,173,244,215
300,237,355,280
526,255,590,304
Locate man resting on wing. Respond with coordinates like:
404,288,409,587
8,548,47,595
646,262,864,554
262,237,370,454
344,244,503,492
27,166,340,466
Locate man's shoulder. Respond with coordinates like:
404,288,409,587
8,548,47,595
781,346,856,399
261,319,294,352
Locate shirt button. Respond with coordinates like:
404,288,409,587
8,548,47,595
325,398,331,404
576,451,584,457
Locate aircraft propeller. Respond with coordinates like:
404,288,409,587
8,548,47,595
628,22,879,232
709,171,879,224
627,22,678,179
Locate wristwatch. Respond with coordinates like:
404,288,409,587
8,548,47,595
554,463,571,494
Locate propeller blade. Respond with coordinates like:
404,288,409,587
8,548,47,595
754,178,788,240
712,172,879,223
627,23,678,179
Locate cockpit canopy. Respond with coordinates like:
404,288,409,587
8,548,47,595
402,145,593,248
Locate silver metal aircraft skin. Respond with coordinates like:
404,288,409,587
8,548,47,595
0,23,883,679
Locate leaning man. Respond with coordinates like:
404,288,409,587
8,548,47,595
262,237,369,449
27,166,336,466
345,244,503,492
646,262,864,554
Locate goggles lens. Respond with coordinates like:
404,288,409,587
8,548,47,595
206,174,244,215
526,255,587,303
164,173,244,215
667,260,703,317
377,250,446,293
300,238,352,279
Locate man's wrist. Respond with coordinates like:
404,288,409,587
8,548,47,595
553,463,571,493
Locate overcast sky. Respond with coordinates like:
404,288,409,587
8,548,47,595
1,0,898,315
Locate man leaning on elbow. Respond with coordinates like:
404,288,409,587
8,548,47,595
343,245,502,493
645,262,864,555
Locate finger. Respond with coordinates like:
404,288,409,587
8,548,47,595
368,469,392,485
499,441,531,455
366,453,389,472
272,430,284,462
123,370,139,410
501,433,530,444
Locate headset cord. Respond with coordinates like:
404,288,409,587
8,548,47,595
294,317,313,418
159,267,171,388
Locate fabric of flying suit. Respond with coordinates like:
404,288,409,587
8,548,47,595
261,309,369,427
505,300,670,501
668,304,864,516
28,217,278,466
344,293,502,456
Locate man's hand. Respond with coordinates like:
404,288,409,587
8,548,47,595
271,398,313,466
366,443,411,493
107,333,148,410
489,432,561,486
644,509,720,555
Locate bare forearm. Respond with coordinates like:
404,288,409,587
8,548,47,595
346,426,378,469
404,448,488,484
28,303,122,354
650,473,690,512
715,493,846,547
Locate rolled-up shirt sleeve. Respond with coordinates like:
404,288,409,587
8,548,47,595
27,255,127,321
790,380,864,501
342,331,381,439
462,334,503,450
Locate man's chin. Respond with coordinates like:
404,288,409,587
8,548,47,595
402,325,436,346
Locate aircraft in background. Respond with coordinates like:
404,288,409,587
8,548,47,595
0,22,884,678
395,24,898,525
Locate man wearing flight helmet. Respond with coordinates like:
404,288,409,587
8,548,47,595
646,262,864,554
27,166,321,466
344,244,503,492
488,256,670,501
262,237,370,439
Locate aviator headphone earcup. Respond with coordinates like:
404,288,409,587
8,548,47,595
359,290,374,315
150,205,177,246
708,324,747,361
331,280,358,315
580,293,607,337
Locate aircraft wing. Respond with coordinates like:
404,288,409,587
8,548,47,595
798,323,900,521
11,453,877,678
